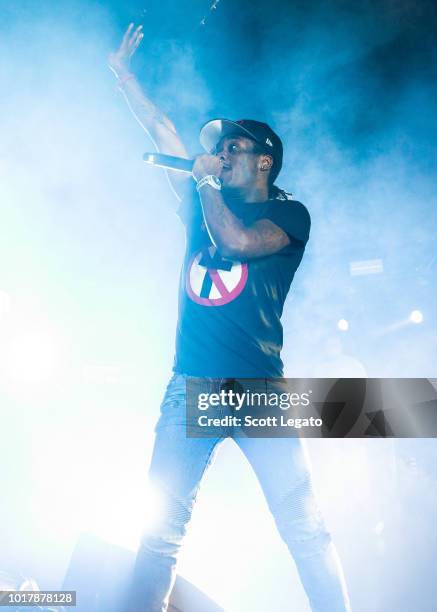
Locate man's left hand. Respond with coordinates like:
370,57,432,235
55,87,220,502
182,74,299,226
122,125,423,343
192,154,223,182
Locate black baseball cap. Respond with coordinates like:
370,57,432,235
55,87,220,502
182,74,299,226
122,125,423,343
199,118,283,181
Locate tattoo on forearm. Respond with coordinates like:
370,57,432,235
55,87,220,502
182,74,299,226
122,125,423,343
200,191,290,258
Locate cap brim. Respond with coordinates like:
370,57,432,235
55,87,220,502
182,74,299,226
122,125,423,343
199,119,262,153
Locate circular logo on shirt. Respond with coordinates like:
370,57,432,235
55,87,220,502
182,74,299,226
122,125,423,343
186,246,248,307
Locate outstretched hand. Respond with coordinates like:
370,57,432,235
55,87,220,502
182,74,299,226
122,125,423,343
108,23,144,78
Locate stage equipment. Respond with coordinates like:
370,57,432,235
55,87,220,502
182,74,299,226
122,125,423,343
62,533,223,611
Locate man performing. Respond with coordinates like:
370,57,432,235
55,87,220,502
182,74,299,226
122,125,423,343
109,23,351,612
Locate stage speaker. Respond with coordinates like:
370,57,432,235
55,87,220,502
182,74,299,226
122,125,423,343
62,533,223,612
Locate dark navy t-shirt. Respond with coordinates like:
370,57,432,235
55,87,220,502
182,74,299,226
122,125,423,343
173,185,311,378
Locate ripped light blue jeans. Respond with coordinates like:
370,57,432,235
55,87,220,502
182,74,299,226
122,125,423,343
126,374,351,612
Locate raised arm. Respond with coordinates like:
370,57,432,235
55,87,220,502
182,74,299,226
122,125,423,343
108,23,191,202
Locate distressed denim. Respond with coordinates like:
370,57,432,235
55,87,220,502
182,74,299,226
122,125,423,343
126,374,351,612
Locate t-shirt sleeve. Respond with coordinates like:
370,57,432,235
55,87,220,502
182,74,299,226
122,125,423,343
263,200,311,246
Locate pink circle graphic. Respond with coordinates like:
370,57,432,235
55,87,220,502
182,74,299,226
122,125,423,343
186,246,248,307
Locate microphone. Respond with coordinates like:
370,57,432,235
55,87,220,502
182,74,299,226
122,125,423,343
143,153,194,174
